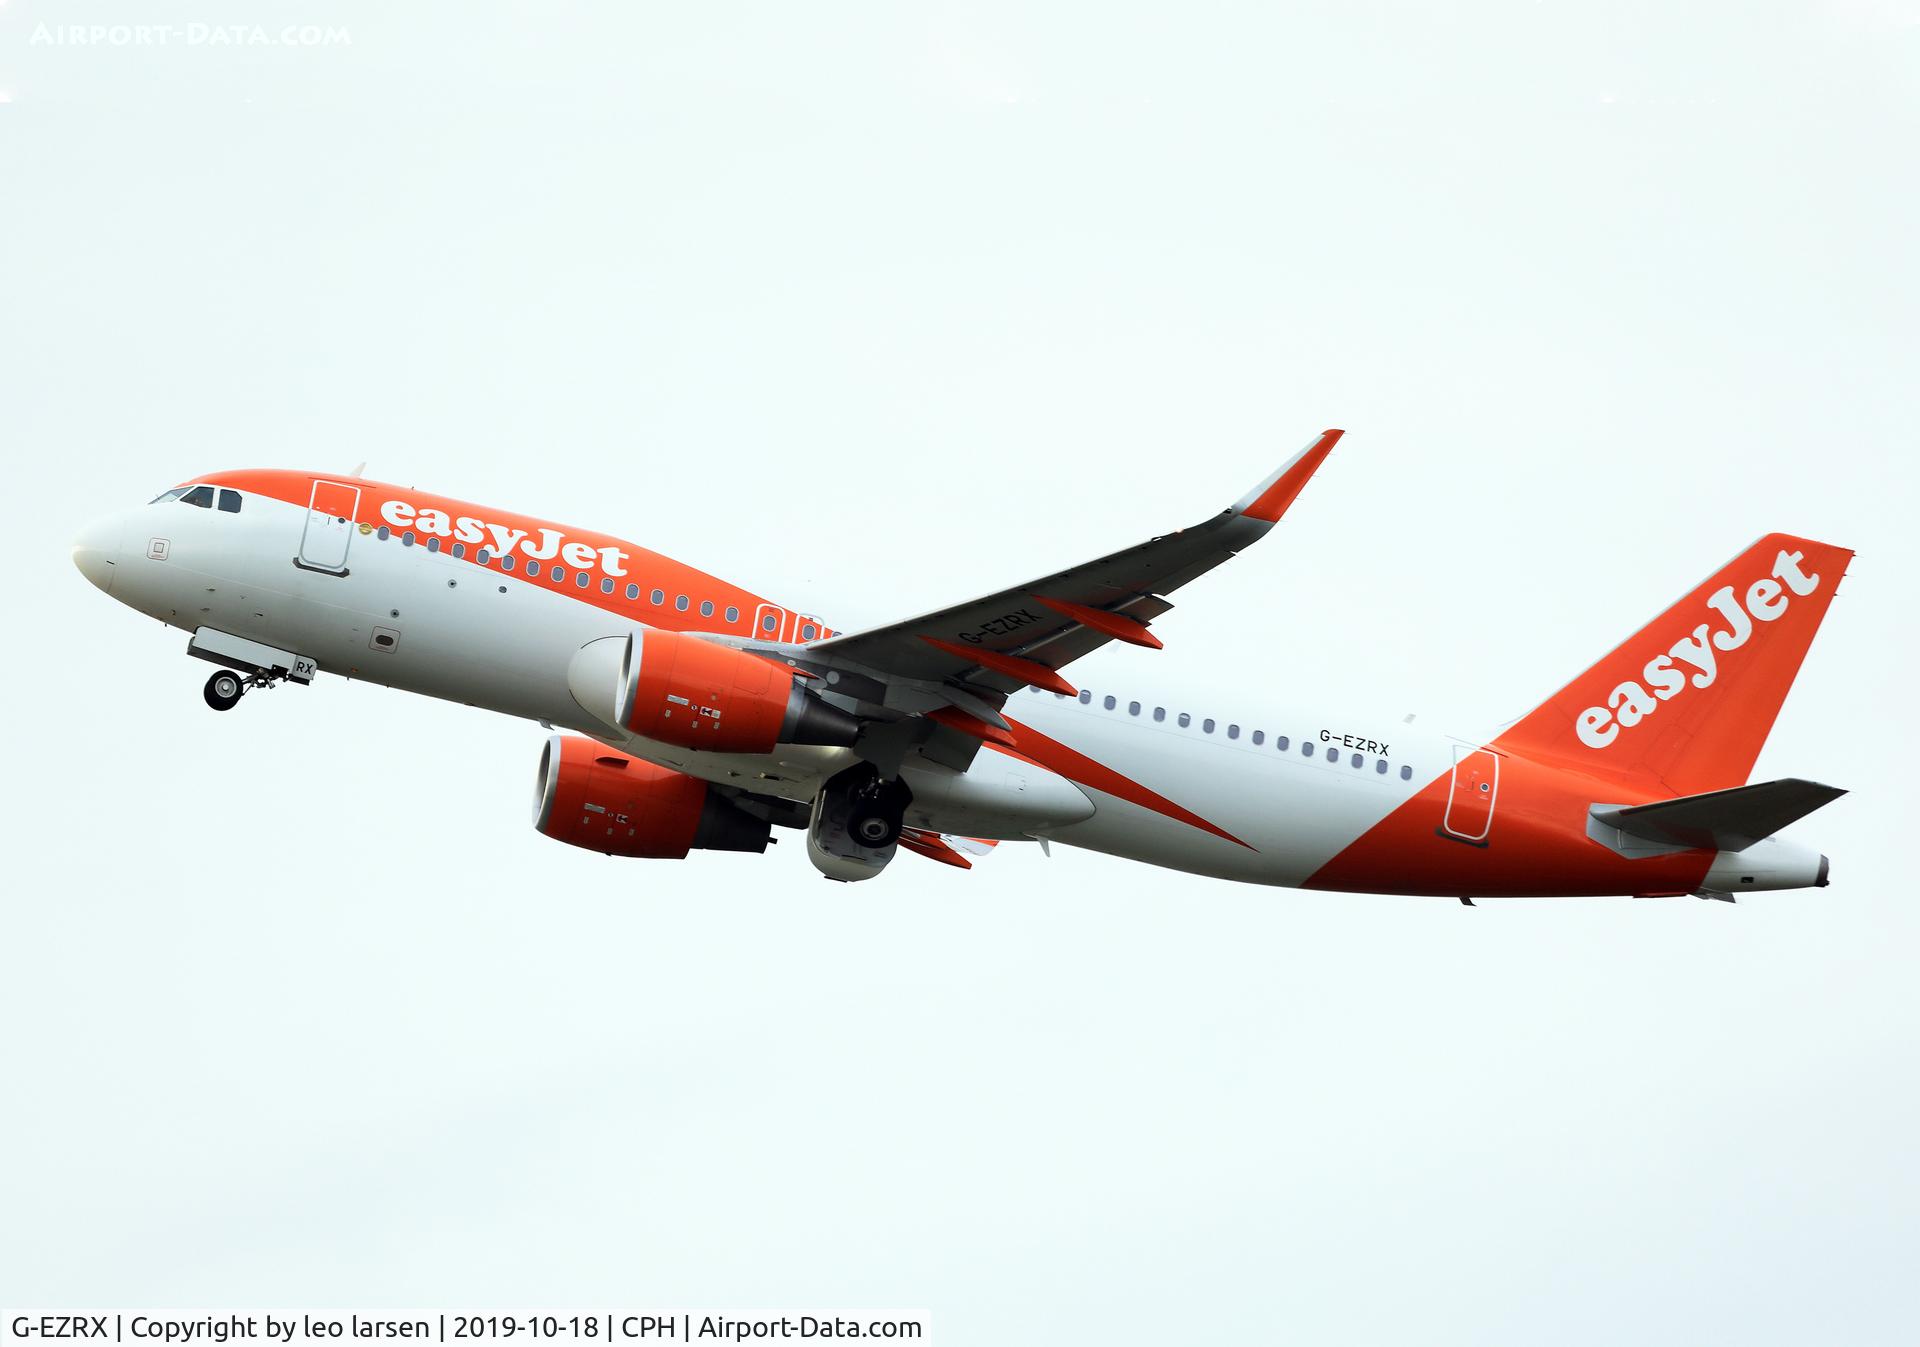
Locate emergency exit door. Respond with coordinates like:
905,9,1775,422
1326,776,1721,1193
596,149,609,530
752,603,790,640
1442,746,1500,844
298,479,360,575
751,603,827,643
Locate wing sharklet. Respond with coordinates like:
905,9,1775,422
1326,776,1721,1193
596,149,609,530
1232,428,1343,523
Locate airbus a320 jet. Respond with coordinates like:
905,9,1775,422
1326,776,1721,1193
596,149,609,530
71,431,1850,899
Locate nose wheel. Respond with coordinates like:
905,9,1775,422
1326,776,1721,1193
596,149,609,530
203,670,245,711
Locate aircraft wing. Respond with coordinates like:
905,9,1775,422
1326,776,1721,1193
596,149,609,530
808,429,1342,701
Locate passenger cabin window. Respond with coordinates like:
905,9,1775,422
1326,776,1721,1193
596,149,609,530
1376,759,1389,774
1202,718,1216,734
1276,736,1289,751
1400,765,1413,781
217,489,242,513
1078,690,1092,704
1178,713,1191,728
1103,695,1117,710
1251,730,1264,745
181,485,215,508
1153,707,1166,722
1227,724,1240,740
726,606,740,623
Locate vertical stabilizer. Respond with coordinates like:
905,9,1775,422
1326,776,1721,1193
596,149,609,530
1497,534,1852,794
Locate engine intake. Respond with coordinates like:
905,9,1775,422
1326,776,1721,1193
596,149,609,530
533,734,771,858
616,629,859,754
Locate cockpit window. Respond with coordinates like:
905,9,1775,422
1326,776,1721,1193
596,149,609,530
218,489,242,513
149,487,191,504
181,485,215,508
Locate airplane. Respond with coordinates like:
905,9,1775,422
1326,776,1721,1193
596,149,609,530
69,430,1852,900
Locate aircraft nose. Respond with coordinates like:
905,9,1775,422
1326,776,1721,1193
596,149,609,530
72,515,121,594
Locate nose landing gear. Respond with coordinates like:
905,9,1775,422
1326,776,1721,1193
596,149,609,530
202,666,297,711
188,630,318,711
203,669,245,711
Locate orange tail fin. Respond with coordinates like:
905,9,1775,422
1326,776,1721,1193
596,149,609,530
1498,533,1853,795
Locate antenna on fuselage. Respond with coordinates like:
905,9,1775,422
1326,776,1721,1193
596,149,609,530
348,461,367,478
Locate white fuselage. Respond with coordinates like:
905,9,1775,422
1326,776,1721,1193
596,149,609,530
72,479,1831,897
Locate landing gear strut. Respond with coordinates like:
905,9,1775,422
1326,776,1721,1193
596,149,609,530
847,771,911,849
202,666,293,711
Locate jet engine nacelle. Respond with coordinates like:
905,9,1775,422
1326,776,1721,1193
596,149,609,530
533,734,771,858
595,630,859,754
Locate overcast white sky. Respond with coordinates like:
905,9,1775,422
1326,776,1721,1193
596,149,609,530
3,2,1917,1341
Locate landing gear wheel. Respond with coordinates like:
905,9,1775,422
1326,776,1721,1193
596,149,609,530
203,670,244,711
850,809,902,849
845,772,910,849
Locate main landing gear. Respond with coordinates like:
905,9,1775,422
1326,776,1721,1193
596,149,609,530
847,769,911,849
807,763,915,881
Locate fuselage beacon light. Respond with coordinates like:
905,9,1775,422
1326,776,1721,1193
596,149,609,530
71,434,1851,899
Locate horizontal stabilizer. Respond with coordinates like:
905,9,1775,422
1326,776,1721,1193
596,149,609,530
1591,778,1845,854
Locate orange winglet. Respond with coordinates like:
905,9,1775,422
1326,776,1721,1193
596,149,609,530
1240,428,1343,523
899,830,974,869
928,705,1018,747
1031,595,1163,649
920,637,1078,697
